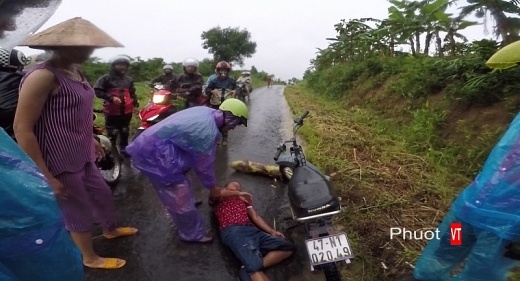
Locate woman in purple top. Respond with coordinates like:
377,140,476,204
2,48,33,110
13,17,138,270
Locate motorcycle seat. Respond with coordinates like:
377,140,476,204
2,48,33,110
288,166,336,210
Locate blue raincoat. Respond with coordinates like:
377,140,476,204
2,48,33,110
126,106,222,241
413,112,520,281
0,128,83,281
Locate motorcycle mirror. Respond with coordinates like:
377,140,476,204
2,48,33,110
0,0,63,49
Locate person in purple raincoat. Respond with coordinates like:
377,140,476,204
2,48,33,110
126,98,251,243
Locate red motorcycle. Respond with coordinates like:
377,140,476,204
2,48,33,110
133,83,177,139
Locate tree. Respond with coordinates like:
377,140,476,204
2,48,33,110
201,26,257,66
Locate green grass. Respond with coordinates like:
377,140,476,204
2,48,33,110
282,85,517,280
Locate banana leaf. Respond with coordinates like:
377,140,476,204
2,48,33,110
230,160,281,178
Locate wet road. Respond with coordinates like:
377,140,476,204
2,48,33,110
86,86,325,281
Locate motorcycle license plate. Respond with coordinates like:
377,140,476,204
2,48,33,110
305,233,354,266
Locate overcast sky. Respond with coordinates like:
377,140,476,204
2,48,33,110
15,0,494,80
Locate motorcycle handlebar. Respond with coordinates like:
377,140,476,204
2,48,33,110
274,146,283,161
294,110,309,124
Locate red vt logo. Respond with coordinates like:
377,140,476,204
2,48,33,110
450,222,462,245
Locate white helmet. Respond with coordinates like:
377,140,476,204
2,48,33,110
241,71,251,76
110,54,131,66
0,48,30,68
182,57,199,68
163,64,173,70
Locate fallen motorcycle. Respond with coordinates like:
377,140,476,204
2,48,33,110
274,110,353,281
93,110,122,188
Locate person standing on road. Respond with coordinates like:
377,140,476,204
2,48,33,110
94,55,139,157
14,17,138,270
126,98,249,243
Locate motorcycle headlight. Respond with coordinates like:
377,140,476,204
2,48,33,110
153,95,166,104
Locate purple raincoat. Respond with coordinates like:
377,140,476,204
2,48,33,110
126,106,221,188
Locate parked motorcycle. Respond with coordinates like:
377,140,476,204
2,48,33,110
134,83,177,139
93,110,122,188
274,110,354,281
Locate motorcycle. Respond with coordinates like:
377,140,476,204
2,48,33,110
134,83,177,139
177,83,208,108
93,110,122,188
274,110,354,281
235,82,251,102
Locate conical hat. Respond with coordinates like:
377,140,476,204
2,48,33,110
486,40,520,69
19,17,123,49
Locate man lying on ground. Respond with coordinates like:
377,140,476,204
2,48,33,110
210,182,295,281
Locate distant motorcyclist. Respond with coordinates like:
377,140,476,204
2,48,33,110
205,61,237,145
170,58,203,109
236,71,253,101
0,48,30,141
93,55,139,157
149,64,176,88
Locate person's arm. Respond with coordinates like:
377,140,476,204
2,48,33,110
206,79,216,94
209,187,253,204
93,75,113,101
247,207,284,237
188,74,203,95
13,70,63,192
129,77,139,108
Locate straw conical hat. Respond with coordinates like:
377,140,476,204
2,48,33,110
19,17,123,49
486,40,520,69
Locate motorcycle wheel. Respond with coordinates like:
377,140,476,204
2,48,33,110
322,263,341,281
279,166,293,183
100,145,122,187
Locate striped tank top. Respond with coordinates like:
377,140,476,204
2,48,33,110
21,62,95,176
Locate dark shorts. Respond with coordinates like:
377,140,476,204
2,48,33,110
220,225,295,273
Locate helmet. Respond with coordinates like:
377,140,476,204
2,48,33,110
486,40,520,69
182,58,199,68
241,71,250,76
219,98,248,127
215,61,231,71
110,54,130,66
0,48,30,68
163,64,173,70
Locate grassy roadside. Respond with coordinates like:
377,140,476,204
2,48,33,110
283,85,478,280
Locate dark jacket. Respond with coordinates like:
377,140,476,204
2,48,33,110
0,68,24,111
171,72,203,102
94,69,139,116
150,73,176,87
0,68,24,138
